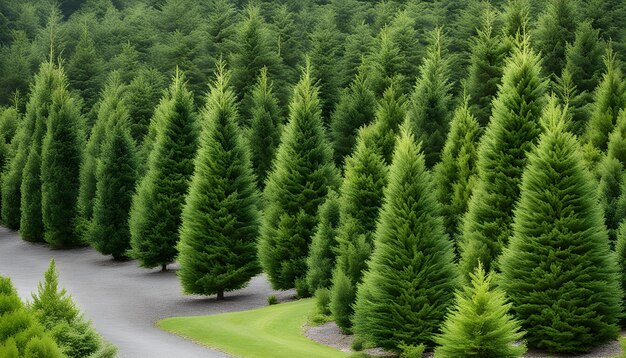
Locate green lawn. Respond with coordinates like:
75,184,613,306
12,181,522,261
158,298,349,358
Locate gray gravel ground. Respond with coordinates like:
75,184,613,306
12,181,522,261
0,227,294,358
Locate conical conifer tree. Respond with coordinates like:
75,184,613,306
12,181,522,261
533,0,578,77
615,221,626,316
433,102,482,248
125,67,165,144
565,22,605,96
248,67,281,189
502,0,530,42
330,128,388,331
330,68,376,166
368,26,404,97
306,190,341,292
352,126,458,350
258,64,340,290
20,63,66,242
41,71,84,248
177,64,261,299
464,5,509,126
586,46,626,152
88,107,138,259
76,73,127,240
407,28,453,168
459,42,548,277
499,101,622,353
67,28,104,123
129,70,199,271
597,155,624,243
434,264,526,358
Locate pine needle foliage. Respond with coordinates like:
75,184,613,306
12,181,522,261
499,102,622,353
177,64,261,299
128,70,200,270
258,64,340,290
306,190,341,292
352,127,458,350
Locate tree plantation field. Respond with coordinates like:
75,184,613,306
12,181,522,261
1,0,626,357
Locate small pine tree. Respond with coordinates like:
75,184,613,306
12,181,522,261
459,42,548,278
330,130,388,331
330,68,377,166
499,102,622,353
248,67,282,189
597,155,624,243
464,5,509,126
586,46,626,152
0,275,63,357
31,260,108,357
433,102,482,249
177,64,261,299
434,264,526,358
533,0,578,77
352,126,458,350
125,66,166,144
41,72,84,248
67,28,104,123
20,63,66,243
564,22,605,96
258,64,340,290
306,190,341,292
76,73,127,241
368,26,404,97
129,70,200,271
407,28,453,168
88,108,138,259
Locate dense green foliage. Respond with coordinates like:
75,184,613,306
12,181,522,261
258,65,340,290
306,191,341,292
129,71,199,270
177,65,261,298
353,127,458,350
499,103,622,353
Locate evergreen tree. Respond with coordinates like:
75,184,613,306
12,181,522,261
20,63,66,243
499,102,622,353
615,221,626,315
407,28,453,168
564,22,605,95
76,74,126,241
31,260,112,357
125,66,165,144
330,68,377,166
433,102,482,248
459,43,548,277
204,0,237,61
464,5,509,126
231,5,282,123
533,0,578,77
0,275,63,358
309,11,343,124
129,71,199,271
67,28,104,122
360,82,407,165
248,67,281,189
258,65,340,290
597,155,624,243
434,264,526,358
352,127,458,350
41,71,84,248
502,0,530,40
177,65,261,299
330,129,388,332
555,69,593,137
305,190,340,292
340,22,374,89
271,4,302,85
586,46,626,152
88,105,138,259
387,11,421,94
368,25,404,97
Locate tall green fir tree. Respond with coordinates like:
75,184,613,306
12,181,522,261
177,64,261,299
565,22,605,96
41,70,84,248
248,67,282,189
258,65,340,290
0,275,63,358
330,128,388,332
20,63,66,243
88,106,138,259
434,264,526,358
597,155,624,243
129,71,200,271
67,28,104,123
330,67,376,166
464,5,509,127
367,26,404,97
533,0,578,77
586,46,626,152
352,126,458,350
433,102,482,249
306,190,341,292
499,102,622,353
407,28,453,168
76,73,127,241
125,66,166,144
459,42,548,278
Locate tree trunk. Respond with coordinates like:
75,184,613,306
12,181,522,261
161,264,167,272
217,290,224,300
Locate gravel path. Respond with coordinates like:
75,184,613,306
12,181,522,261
0,227,294,358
